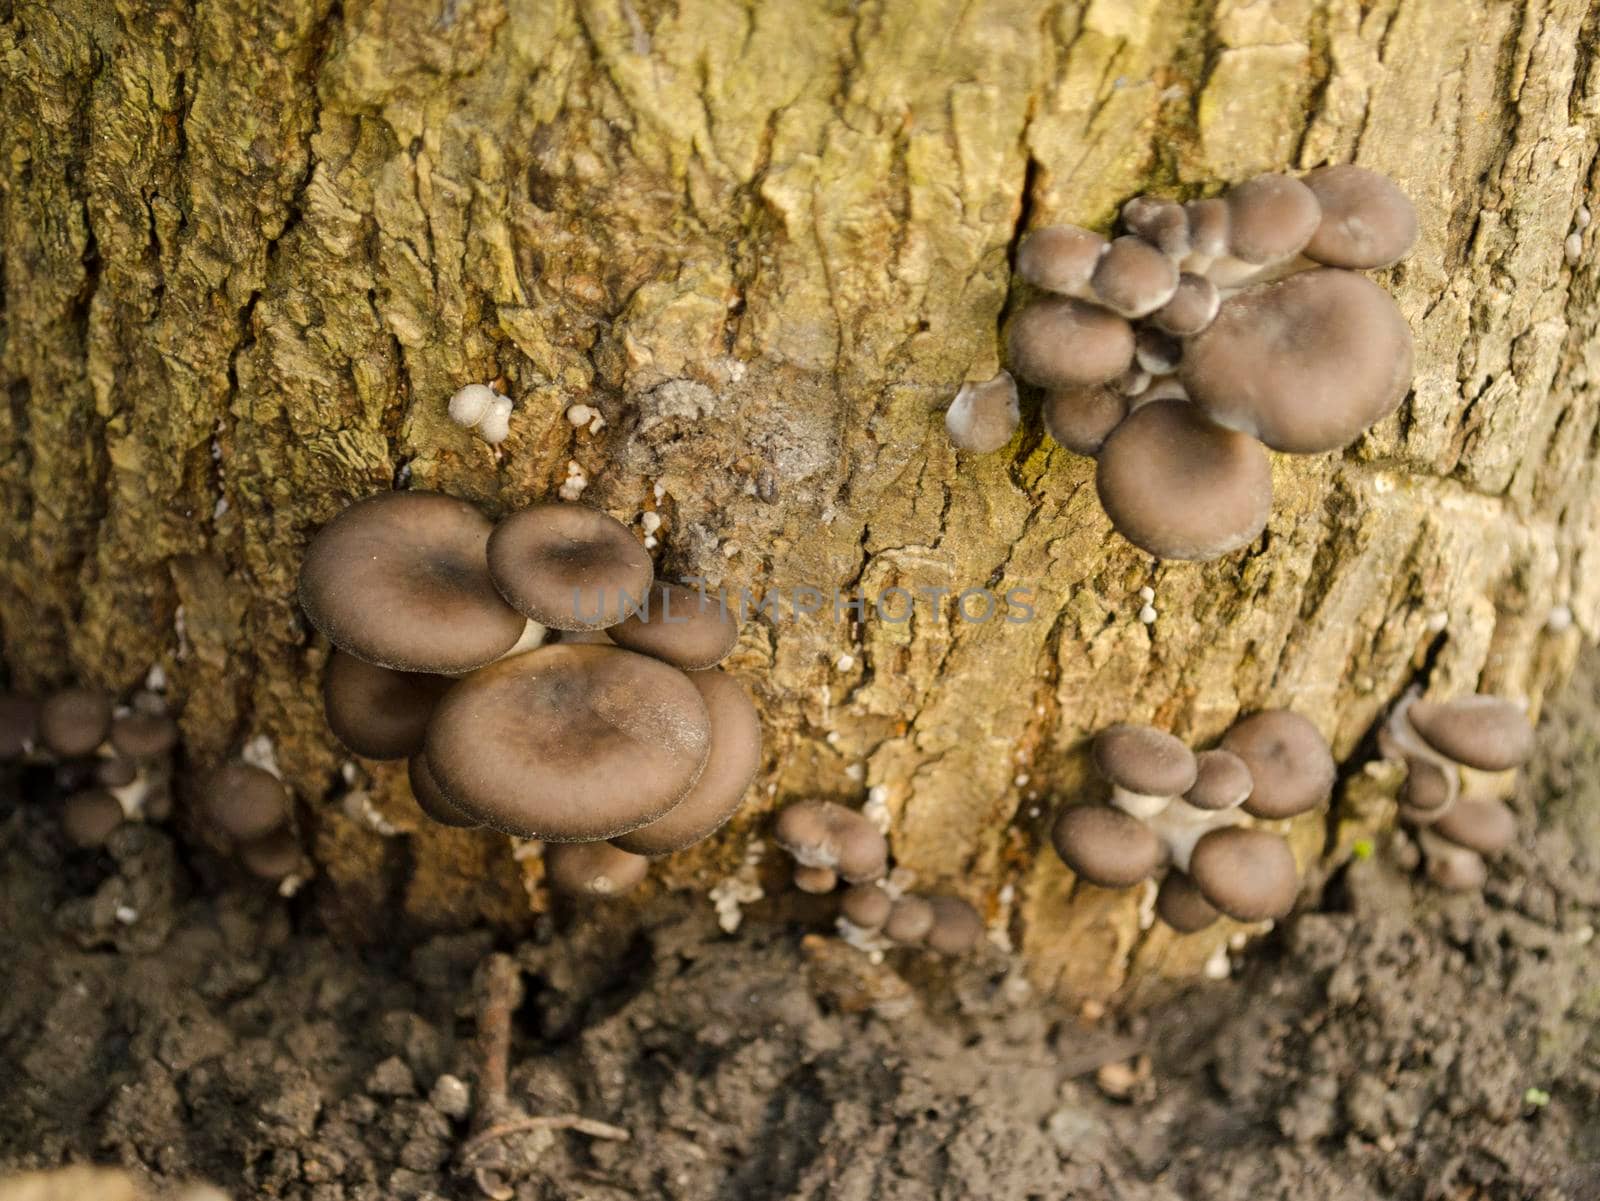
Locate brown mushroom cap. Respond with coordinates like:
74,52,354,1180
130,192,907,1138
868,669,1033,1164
545,842,649,897
1155,871,1222,933
109,711,179,759
1300,165,1418,269
1405,695,1534,772
1042,385,1128,456
1424,840,1487,891
839,881,893,930
1015,225,1107,295
606,582,740,670
923,895,984,955
793,864,839,894
1223,174,1322,266
298,491,527,673
0,693,39,759
1007,297,1136,389
1185,198,1231,258
1050,804,1164,888
486,502,654,632
1093,724,1198,797
1188,826,1299,921
96,757,139,788
1431,796,1517,855
406,752,480,829
1221,711,1335,820
203,762,290,842
1400,757,1454,814
1091,236,1181,318
1121,196,1190,258
39,688,112,757
238,828,302,880
1185,749,1254,811
322,650,453,761
1149,273,1221,337
883,896,936,944
610,669,761,856
423,644,711,841
946,370,1021,453
1095,400,1273,561
773,799,888,884
62,789,125,849
1180,269,1414,454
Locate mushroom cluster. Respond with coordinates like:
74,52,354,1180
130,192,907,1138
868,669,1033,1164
298,492,763,897
197,760,303,881
773,799,985,957
1051,713,1335,931
1,684,179,851
1380,693,1534,891
1005,166,1417,560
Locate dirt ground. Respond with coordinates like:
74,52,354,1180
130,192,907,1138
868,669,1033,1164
4,663,1600,1201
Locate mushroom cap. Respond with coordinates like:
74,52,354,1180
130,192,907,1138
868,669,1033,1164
610,669,761,855
1406,695,1534,772
1186,749,1254,811
1007,297,1136,389
945,370,1021,453
545,842,649,897
1180,269,1414,454
39,687,112,757
486,502,655,632
1188,826,1299,921
62,789,125,849
793,864,839,894
1221,711,1335,820
1042,385,1128,456
96,757,139,788
773,799,888,884
606,582,740,670
1148,273,1221,337
1015,225,1107,295
0,693,39,758
1093,724,1198,796
1400,757,1454,813
238,828,302,880
1050,804,1165,888
1155,871,1222,933
204,762,289,841
298,491,527,673
1096,400,1273,561
1185,198,1231,259
110,711,179,759
1223,174,1322,265
1121,196,1190,258
322,651,453,761
1301,165,1418,269
1431,796,1517,855
1091,236,1181,318
423,644,711,841
1424,839,1487,891
923,895,984,955
406,752,480,829
883,896,936,944
839,881,893,930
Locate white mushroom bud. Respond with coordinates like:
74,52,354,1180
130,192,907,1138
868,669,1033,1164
448,384,514,444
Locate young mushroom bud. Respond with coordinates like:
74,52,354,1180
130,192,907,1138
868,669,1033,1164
545,842,649,898
1148,273,1221,337
839,881,893,931
109,710,179,759
1095,400,1273,562
1429,796,1517,857
406,752,480,829
298,492,527,674
773,800,888,884
1398,757,1455,819
1120,196,1190,259
607,583,740,670
448,383,514,445
96,757,139,788
1188,826,1299,921
1007,298,1136,389
1213,173,1322,285
39,687,112,757
1042,384,1128,456
882,896,936,945
238,828,303,880
487,502,655,632
1155,870,1221,933
922,895,984,955
0,692,38,759
1403,695,1534,773
203,762,290,842
1015,225,1108,295
1418,828,1488,892
1220,711,1335,820
1050,804,1164,888
1185,749,1254,812
322,651,454,761
1090,236,1181,318
1299,165,1418,269
793,865,839,894
1182,197,1232,270
1093,723,1198,819
62,788,125,849
945,370,1021,453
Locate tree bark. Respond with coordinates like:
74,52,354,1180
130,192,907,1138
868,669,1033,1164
2,0,1597,1001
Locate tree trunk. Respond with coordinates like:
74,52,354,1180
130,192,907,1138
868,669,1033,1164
2,0,1597,1002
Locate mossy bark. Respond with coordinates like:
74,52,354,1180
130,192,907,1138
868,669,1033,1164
2,0,1597,1002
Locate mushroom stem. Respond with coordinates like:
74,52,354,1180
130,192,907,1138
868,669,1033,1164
1109,786,1173,820
490,619,549,664
1146,800,1240,872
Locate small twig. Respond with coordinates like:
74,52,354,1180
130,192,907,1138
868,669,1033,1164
462,1114,632,1158
474,952,522,1127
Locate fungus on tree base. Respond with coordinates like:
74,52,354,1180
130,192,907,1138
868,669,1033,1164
945,370,1021,453
773,799,888,885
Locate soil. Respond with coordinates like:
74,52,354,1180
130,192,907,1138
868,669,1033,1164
4,662,1600,1201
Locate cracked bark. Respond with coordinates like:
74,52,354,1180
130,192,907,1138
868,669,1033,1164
2,0,1598,1002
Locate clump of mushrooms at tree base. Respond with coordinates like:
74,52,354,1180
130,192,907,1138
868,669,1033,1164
948,165,1418,563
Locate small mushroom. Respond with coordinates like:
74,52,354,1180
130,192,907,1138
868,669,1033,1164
96,757,139,788
1049,804,1165,888
945,370,1021,453
545,842,649,897
0,693,39,759
1120,196,1190,259
406,752,480,829
1183,198,1231,269
1187,825,1299,921
1015,225,1108,295
1419,829,1488,892
1093,723,1198,818
773,799,888,884
839,881,893,931
1180,269,1414,454
423,644,712,841
1185,749,1254,811
606,583,740,670
109,711,179,759
1398,757,1455,817
62,788,125,848
793,865,839,893
487,502,655,632
882,896,936,944
298,492,527,674
1095,400,1273,561
238,828,302,880
1155,871,1221,933
1215,173,1322,284
610,669,761,855
322,651,454,761
1404,695,1534,772
448,383,514,445
1221,711,1335,820
1090,236,1180,318
1007,297,1136,389
1430,796,1517,856
1300,165,1418,269
923,895,984,955
1042,384,1128,456
39,687,112,757
203,762,290,842
1148,273,1221,336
